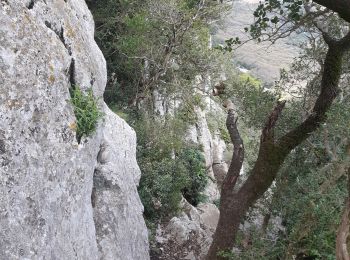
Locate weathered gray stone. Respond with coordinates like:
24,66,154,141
156,199,219,260
197,203,219,231
190,107,220,202
156,95,228,259
212,133,229,188
93,106,149,260
0,1,149,259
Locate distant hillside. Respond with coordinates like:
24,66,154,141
214,0,301,85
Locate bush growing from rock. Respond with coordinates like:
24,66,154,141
70,87,102,142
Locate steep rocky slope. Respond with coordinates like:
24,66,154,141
153,82,229,259
0,1,148,259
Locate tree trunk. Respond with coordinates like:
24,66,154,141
208,199,243,258
207,31,350,260
336,168,350,260
336,197,350,260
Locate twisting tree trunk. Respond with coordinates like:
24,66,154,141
207,31,350,260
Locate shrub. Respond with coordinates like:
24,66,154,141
70,87,103,143
179,148,208,206
138,158,190,220
132,111,209,221
138,145,208,221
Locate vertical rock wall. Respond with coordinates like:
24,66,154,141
155,93,229,259
0,1,149,259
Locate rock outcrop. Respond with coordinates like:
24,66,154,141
155,199,219,260
212,133,229,189
0,1,149,259
186,107,221,203
155,92,229,259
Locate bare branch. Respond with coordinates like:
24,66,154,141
221,101,244,192
277,31,350,153
261,100,286,143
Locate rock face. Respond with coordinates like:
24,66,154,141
0,1,149,259
212,133,229,189
156,199,219,260
192,107,220,203
93,107,149,260
155,94,229,259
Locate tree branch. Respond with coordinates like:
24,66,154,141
261,100,286,143
277,31,350,154
233,31,350,221
221,101,244,192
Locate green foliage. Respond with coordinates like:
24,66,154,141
138,147,208,220
232,34,350,259
70,87,103,142
270,144,347,259
210,8,350,258
132,113,207,221
87,0,146,105
215,37,241,52
179,148,208,206
138,157,190,220
215,0,319,50
206,111,231,144
217,0,348,51
235,76,277,129
217,228,283,260
217,250,235,259
89,0,229,108
209,58,278,130
182,0,201,10
239,73,261,87
176,94,205,125
248,0,302,40
134,114,189,161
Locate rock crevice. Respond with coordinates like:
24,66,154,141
0,1,149,259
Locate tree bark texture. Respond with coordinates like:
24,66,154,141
207,31,350,260
336,168,350,260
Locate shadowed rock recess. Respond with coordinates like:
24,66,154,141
0,1,149,259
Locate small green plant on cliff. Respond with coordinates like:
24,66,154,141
70,87,103,142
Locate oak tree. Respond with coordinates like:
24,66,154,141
207,1,350,259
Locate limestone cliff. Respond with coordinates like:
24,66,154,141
154,92,229,259
0,1,149,259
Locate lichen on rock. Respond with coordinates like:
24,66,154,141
0,1,149,259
